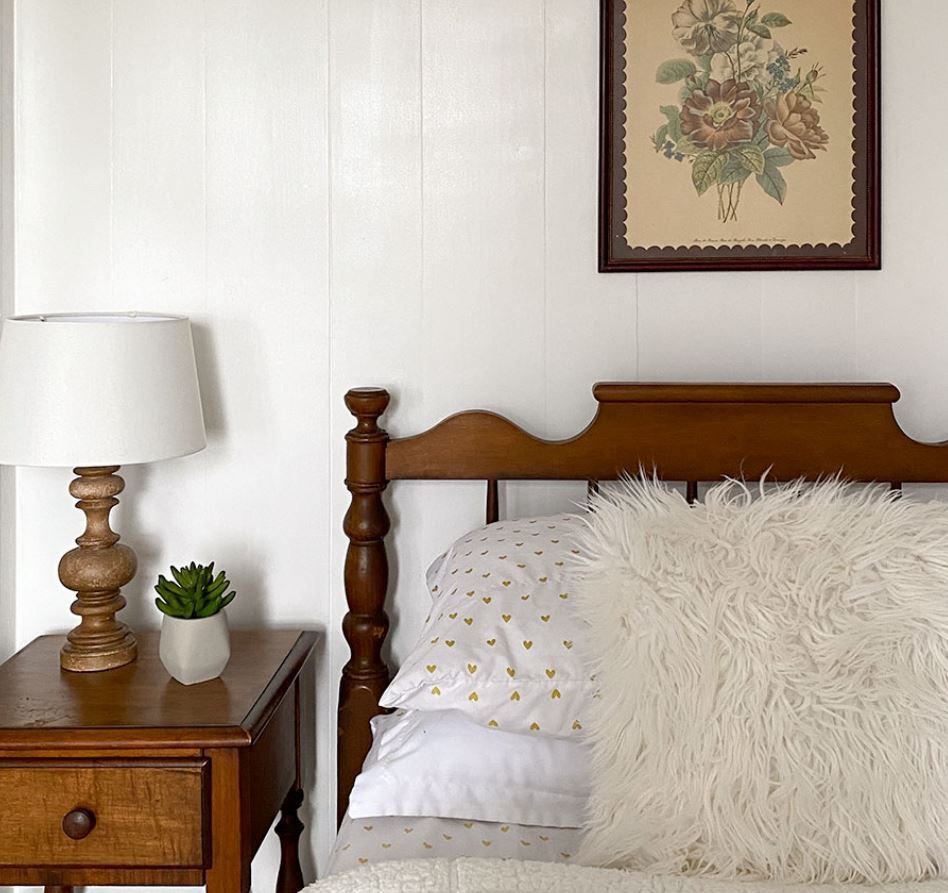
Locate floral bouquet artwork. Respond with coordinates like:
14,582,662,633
654,0,828,224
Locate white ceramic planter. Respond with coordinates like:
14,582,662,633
159,611,231,685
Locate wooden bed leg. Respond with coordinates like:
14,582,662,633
339,388,392,826
275,787,305,893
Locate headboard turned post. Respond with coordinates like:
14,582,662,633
339,388,392,825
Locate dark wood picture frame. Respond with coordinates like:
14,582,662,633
599,0,881,272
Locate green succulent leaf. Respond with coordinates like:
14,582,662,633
747,22,772,39
761,13,792,27
155,561,236,620
656,59,698,85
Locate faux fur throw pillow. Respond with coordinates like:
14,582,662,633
574,477,948,884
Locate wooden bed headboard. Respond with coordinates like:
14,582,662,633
338,382,948,821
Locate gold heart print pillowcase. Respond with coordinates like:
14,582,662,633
380,513,594,738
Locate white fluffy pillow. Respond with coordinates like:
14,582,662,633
576,477,948,884
349,710,589,827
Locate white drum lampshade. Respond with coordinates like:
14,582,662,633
0,312,207,672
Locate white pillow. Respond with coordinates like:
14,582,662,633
576,477,948,883
349,709,588,828
380,514,594,738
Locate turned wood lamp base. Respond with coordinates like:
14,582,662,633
58,466,138,673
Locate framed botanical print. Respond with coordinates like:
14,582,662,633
599,0,880,272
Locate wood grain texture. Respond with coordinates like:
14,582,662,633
339,388,392,825
0,759,208,867
337,382,948,817
386,383,948,481
0,630,315,889
0,630,313,749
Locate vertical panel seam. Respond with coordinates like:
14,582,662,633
325,0,336,843
419,0,426,415
542,0,548,433
108,0,114,306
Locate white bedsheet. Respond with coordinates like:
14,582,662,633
327,814,581,876
310,858,948,893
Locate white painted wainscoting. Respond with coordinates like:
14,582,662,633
4,0,948,889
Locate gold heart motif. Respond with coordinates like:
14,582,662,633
488,719,498,727
481,550,489,555
500,825,510,832
466,590,475,597
486,638,497,646
364,825,374,831
571,549,580,554
559,593,569,599
523,640,534,650
423,842,433,849
463,822,474,829
506,667,516,677
498,555,507,560
502,614,512,623
426,664,437,673
482,840,492,847
431,686,442,695
546,668,556,678
359,857,369,864
431,637,440,643
465,568,473,573
530,722,540,731
555,561,564,567
404,827,414,833
464,617,474,625
561,852,572,859
540,614,550,622
382,843,392,849
517,563,526,568
482,596,492,604
551,688,562,699
448,612,458,619
515,542,524,546
482,572,491,578
502,580,511,587
563,640,573,649
538,576,548,583
520,595,530,601
539,835,550,842
445,640,455,647
521,840,531,846
467,663,477,674
468,691,479,701
511,691,521,701
572,720,583,730
431,585,439,593
535,550,544,556
443,834,453,840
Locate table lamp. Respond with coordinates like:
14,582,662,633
0,313,207,672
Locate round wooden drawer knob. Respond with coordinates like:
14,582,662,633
62,807,96,840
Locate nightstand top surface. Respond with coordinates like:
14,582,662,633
0,630,316,749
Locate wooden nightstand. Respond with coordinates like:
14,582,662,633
0,629,317,893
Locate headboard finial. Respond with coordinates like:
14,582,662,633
339,387,392,825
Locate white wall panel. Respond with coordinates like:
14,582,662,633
637,273,763,380
8,1,948,888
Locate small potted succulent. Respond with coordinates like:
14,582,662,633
155,562,236,685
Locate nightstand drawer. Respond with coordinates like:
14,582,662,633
0,759,210,868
